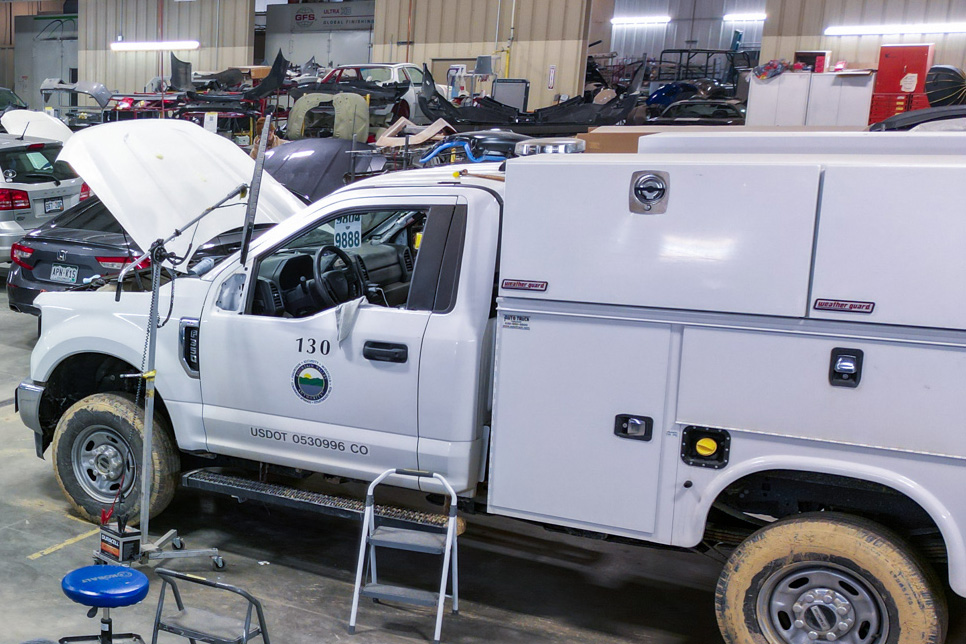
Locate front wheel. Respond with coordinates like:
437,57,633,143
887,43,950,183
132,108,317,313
716,513,946,644
51,392,180,524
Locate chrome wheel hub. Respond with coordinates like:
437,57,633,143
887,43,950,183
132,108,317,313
791,588,855,641
72,425,137,504
757,563,888,644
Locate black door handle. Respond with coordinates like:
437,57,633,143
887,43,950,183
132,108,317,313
363,341,408,363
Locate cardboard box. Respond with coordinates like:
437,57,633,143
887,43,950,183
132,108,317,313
577,125,867,154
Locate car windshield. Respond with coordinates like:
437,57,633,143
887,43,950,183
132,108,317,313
0,89,27,109
0,144,76,184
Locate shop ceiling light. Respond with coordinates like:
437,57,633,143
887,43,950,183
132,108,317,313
723,13,767,21
610,16,672,26
824,22,966,36
110,40,200,52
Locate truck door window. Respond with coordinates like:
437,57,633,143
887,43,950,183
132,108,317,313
247,205,462,318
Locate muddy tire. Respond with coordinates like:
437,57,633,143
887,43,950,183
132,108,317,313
716,512,946,644
51,393,180,524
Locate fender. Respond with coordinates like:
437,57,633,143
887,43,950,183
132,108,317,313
680,453,966,596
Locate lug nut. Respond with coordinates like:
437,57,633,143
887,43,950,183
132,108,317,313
823,595,834,604
794,620,805,629
826,633,837,642
839,622,850,632
794,603,804,613
808,631,819,641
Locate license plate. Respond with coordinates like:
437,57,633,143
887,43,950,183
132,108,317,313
44,197,64,213
49,263,78,284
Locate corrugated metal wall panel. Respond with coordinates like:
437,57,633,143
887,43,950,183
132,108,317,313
610,0,765,59
763,0,966,69
373,0,590,109
79,0,254,95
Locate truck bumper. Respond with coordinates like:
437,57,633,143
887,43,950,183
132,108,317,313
16,380,45,458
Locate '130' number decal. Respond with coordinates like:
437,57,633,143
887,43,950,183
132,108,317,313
297,338,330,355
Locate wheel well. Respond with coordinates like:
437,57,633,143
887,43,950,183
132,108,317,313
38,353,171,454
707,469,947,564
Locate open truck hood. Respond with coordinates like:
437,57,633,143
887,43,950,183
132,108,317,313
60,119,304,267
1,110,73,143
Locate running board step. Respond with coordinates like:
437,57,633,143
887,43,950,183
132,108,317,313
360,583,439,607
369,526,447,554
181,469,449,529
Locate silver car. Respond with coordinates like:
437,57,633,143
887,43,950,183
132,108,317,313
0,135,86,264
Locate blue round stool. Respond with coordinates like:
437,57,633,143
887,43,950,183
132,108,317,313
59,565,149,644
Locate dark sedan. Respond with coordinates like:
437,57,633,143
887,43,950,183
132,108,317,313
7,196,268,315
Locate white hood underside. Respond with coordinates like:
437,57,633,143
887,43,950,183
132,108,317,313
60,119,303,267
1,110,74,143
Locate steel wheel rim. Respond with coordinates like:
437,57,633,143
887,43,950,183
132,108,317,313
71,424,137,504
756,561,889,644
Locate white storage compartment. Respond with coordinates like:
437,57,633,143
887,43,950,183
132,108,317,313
500,155,822,317
746,72,812,126
677,326,966,459
488,310,672,536
811,163,966,330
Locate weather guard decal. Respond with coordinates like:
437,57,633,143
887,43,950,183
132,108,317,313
814,299,875,314
502,279,548,292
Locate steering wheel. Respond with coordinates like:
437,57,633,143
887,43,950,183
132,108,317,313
312,245,368,308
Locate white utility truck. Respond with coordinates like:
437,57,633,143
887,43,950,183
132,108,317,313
17,120,966,644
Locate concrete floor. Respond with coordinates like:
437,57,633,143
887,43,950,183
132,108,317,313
0,269,727,644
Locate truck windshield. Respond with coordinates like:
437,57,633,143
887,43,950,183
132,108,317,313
281,210,401,252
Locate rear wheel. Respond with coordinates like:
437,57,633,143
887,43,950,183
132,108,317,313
716,513,946,644
51,393,180,524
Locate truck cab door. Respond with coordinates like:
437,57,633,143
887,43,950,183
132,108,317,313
198,196,459,485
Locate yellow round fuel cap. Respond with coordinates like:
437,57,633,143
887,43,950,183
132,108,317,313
695,437,718,457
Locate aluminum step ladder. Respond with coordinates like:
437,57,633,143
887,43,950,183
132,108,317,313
348,469,459,644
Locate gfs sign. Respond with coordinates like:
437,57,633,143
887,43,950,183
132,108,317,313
294,8,316,28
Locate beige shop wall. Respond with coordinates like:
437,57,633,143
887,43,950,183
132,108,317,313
0,1,63,89
763,0,966,69
79,0,254,95
373,0,592,109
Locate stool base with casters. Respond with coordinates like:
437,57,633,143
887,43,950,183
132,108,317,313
59,565,150,644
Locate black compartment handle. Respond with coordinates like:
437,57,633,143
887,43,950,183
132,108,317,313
363,341,408,363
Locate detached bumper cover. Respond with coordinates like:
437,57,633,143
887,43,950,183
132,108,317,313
16,380,45,457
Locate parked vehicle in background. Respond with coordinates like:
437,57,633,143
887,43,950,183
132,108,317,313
644,78,730,116
262,138,387,204
320,63,448,124
636,98,746,126
869,104,966,131
6,197,275,315
0,136,87,265
0,87,27,118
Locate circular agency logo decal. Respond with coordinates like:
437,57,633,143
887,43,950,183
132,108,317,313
292,361,332,403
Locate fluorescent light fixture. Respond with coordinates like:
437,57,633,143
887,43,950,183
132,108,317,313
110,40,200,52
611,16,672,26
723,13,767,21
824,22,966,36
